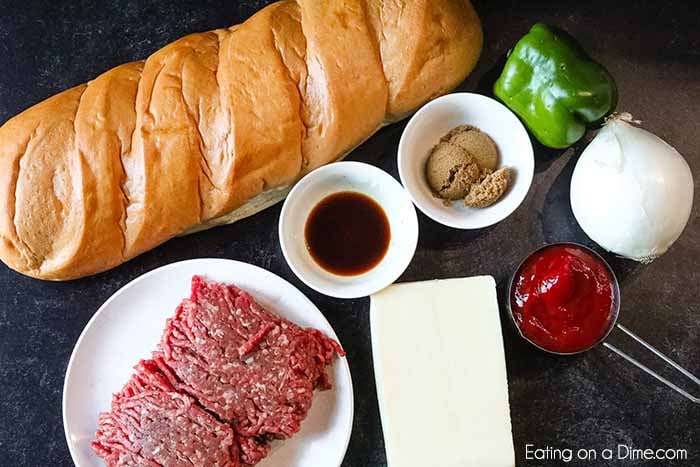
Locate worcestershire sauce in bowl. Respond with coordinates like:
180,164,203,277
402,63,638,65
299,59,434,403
305,191,391,276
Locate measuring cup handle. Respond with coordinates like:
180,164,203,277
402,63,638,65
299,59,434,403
603,323,699,403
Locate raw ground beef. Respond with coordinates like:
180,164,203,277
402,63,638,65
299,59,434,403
91,359,240,467
92,276,344,467
157,275,344,465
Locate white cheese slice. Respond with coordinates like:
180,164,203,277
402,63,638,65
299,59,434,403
370,276,514,467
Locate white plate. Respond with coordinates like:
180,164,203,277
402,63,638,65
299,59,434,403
398,92,534,229
279,161,418,299
63,259,354,467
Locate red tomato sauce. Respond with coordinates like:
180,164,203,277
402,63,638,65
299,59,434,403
510,244,617,353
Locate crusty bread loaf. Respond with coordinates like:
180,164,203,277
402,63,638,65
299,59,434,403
0,0,482,280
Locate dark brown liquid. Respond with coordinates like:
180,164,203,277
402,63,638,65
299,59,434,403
305,191,391,276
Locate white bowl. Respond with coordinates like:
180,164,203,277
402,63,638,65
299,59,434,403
279,161,418,299
398,92,534,229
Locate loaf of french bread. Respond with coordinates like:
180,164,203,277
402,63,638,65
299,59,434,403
0,0,482,280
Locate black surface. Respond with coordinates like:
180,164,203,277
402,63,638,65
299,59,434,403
0,1,698,466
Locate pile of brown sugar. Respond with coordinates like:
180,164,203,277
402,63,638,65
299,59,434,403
425,125,511,208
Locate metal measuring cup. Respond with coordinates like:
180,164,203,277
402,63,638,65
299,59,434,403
506,242,699,403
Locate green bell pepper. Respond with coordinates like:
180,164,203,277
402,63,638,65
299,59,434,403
494,23,617,149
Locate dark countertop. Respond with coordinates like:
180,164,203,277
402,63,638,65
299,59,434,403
0,1,698,466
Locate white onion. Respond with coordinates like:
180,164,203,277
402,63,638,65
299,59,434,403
570,114,694,262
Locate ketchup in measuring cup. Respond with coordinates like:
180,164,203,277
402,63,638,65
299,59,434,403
510,244,617,354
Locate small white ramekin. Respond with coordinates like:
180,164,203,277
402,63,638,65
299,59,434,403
279,161,418,299
398,92,534,229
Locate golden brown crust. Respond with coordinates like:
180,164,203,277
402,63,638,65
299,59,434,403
0,85,88,279
0,0,482,280
72,62,143,278
298,0,388,172
372,0,483,118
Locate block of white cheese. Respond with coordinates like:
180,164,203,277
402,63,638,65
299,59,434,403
370,276,515,467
